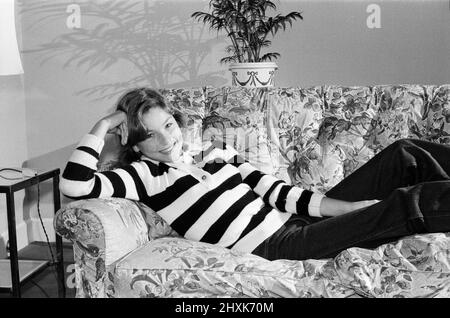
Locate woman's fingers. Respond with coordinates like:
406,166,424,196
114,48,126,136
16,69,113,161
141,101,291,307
105,111,127,131
120,122,128,146
356,199,381,210
109,126,120,134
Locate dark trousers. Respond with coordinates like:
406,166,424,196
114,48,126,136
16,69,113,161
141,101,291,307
252,139,450,261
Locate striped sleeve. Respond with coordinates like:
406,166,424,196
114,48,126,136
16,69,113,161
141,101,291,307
60,134,144,201
225,144,325,217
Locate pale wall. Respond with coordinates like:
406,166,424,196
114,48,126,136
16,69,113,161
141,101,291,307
0,76,28,257
0,0,28,256
275,0,450,86
1,0,449,250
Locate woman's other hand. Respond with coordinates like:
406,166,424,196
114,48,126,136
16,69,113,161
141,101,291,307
320,197,381,217
349,199,381,213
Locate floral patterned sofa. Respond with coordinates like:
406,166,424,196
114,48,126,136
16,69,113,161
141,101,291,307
54,85,450,298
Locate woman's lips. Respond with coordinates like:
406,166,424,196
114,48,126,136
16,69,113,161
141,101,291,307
160,142,176,154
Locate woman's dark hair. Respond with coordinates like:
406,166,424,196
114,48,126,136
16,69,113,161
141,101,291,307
116,87,187,166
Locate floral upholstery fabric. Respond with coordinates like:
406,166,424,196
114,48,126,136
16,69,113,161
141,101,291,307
135,201,180,240
109,233,450,298
425,85,450,145
203,87,275,174
55,85,450,298
370,85,433,151
54,198,149,297
111,237,355,298
266,87,325,186
333,232,450,298
320,86,378,182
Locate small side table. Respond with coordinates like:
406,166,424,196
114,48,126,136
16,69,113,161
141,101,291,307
0,168,65,298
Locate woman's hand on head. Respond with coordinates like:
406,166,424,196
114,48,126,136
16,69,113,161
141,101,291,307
90,110,128,143
102,111,128,145
102,110,127,131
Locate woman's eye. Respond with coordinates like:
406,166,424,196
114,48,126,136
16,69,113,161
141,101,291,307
146,133,154,139
166,122,173,128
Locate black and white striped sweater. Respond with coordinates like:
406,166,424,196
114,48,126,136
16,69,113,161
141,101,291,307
60,134,324,253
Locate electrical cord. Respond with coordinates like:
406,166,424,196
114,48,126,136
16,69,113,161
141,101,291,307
0,168,26,180
29,279,51,298
36,176,57,266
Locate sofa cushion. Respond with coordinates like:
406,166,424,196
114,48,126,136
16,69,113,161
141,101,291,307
424,85,450,145
135,202,180,240
97,87,206,171
111,237,354,298
203,87,275,175
370,84,433,152
319,86,378,180
110,232,450,298
288,138,346,193
333,232,450,298
266,87,325,185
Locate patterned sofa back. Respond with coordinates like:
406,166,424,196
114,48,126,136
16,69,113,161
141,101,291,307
98,85,450,193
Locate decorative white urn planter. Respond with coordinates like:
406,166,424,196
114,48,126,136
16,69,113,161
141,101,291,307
229,62,278,88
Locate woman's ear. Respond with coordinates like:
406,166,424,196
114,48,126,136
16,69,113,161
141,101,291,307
132,145,140,153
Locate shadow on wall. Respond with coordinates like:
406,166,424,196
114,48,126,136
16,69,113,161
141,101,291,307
19,0,228,102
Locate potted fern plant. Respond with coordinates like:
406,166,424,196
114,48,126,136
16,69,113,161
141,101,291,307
192,0,302,87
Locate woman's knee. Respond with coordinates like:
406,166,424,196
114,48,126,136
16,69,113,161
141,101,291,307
382,139,410,155
386,138,421,154
392,138,415,148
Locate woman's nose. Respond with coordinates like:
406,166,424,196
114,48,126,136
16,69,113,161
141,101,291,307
158,131,174,146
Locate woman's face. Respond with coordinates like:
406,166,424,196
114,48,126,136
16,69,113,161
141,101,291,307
135,107,183,163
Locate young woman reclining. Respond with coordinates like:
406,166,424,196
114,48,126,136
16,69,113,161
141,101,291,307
60,88,450,260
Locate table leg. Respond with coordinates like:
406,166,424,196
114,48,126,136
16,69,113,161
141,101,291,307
6,190,20,298
53,174,66,298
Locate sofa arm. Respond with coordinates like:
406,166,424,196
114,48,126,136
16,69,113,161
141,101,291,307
54,197,150,297
54,197,150,266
